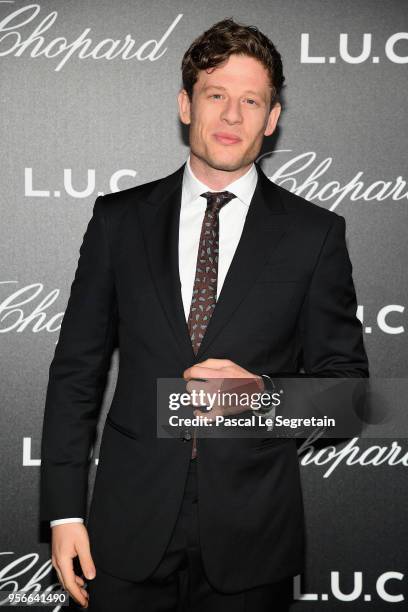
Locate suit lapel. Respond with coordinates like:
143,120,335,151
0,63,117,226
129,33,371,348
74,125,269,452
137,161,291,367
195,163,290,359
137,163,197,366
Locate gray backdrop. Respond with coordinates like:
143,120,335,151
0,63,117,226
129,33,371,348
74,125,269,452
1,0,407,609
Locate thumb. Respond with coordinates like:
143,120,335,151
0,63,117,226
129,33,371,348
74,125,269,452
76,539,96,580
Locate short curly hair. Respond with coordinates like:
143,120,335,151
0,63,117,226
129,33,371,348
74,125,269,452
181,18,285,110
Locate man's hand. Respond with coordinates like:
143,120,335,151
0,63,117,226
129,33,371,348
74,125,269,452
51,522,95,608
183,358,265,419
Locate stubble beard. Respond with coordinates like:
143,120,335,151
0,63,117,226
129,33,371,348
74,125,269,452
190,141,258,174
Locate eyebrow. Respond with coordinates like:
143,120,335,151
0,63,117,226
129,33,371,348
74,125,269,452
202,85,264,99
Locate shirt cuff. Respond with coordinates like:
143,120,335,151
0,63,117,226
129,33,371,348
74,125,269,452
50,518,84,527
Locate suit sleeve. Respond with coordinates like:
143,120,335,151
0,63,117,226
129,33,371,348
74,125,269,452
299,214,368,377
40,195,118,522
262,215,369,439
266,214,369,379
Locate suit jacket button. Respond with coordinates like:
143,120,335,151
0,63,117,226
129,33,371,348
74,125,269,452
182,430,192,441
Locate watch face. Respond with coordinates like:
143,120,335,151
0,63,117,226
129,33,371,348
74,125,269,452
261,375,275,392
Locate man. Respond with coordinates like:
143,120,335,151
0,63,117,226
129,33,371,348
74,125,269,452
40,18,369,611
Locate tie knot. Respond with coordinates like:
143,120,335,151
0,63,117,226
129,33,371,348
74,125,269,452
201,191,235,215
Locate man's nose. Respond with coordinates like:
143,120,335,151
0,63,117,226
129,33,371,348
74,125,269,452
220,99,243,124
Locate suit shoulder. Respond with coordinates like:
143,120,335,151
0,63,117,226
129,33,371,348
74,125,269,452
96,175,162,216
272,180,344,227
95,164,184,221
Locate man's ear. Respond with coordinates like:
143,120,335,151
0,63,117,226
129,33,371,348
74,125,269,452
264,102,281,137
178,89,191,125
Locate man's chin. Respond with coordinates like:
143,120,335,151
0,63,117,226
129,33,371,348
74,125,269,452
200,153,252,173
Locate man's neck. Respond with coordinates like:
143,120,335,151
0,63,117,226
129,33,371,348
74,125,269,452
189,152,253,190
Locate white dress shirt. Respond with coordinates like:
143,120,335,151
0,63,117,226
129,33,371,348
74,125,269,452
50,154,258,527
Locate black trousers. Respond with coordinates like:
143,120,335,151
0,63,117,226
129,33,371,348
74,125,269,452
83,459,293,611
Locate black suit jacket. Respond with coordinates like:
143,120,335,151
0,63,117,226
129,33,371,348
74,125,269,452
40,161,369,591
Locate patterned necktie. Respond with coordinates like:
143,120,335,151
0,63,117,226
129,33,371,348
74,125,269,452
187,190,236,458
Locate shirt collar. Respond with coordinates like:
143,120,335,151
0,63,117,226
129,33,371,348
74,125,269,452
182,153,258,207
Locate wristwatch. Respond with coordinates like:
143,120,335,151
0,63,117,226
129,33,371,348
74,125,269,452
260,374,275,393
254,374,276,414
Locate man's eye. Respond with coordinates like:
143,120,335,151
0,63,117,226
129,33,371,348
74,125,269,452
208,94,258,105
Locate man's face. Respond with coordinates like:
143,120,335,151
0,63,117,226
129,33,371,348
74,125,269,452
178,53,281,172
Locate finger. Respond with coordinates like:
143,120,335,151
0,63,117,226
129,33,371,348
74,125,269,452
186,379,208,394
54,565,66,591
186,381,214,406
183,362,225,379
76,540,96,581
67,582,89,608
183,366,205,380
75,575,85,586
58,557,88,608
79,585,89,603
186,378,223,397
184,365,225,380
198,358,234,366
193,408,219,420
72,585,89,607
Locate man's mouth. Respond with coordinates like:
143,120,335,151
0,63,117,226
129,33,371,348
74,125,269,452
213,132,242,145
